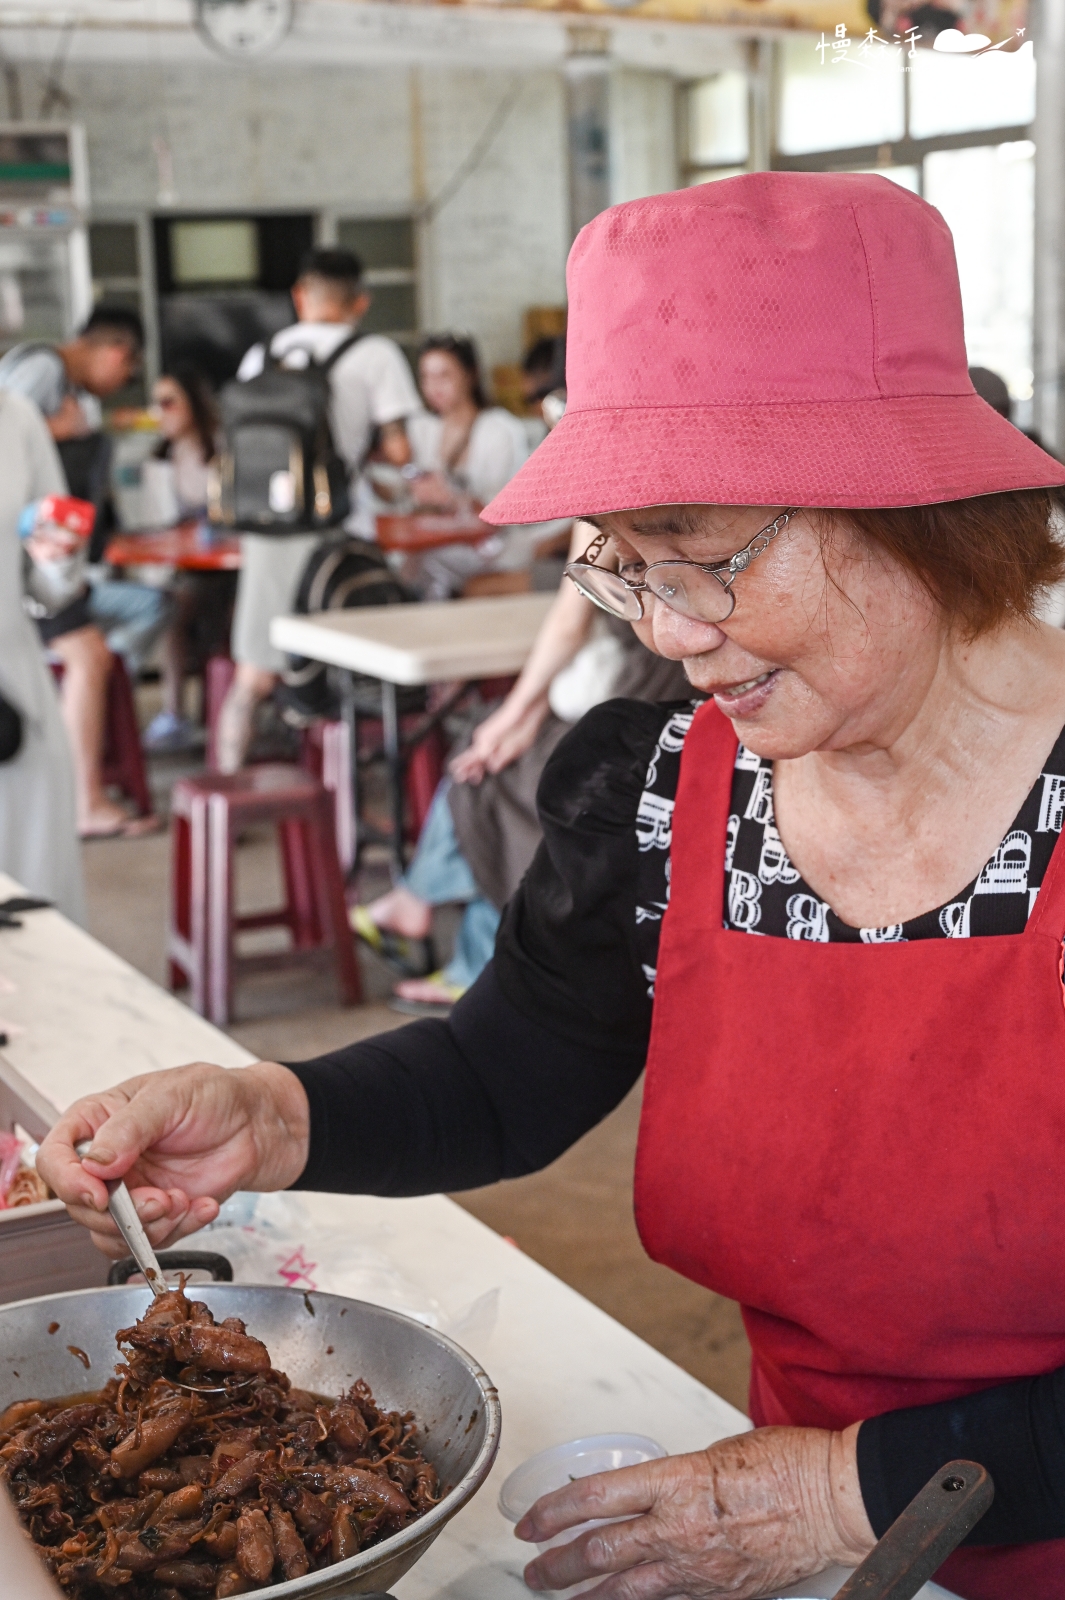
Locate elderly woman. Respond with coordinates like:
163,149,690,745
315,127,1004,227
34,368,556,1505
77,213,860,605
39,175,1065,1599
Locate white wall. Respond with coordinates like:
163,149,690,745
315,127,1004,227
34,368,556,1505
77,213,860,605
414,67,569,360
2,8,712,369
9,56,569,369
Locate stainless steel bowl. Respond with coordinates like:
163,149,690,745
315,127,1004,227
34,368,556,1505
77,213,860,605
0,1283,501,1597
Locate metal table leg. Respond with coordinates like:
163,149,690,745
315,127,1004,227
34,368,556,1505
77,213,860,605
340,671,361,880
381,679,406,881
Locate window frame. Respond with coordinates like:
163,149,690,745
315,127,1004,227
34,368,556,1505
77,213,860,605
679,46,1034,195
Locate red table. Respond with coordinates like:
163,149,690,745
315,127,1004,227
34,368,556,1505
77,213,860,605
375,512,495,553
105,522,242,572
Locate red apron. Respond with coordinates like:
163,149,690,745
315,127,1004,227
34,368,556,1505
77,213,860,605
634,702,1065,1599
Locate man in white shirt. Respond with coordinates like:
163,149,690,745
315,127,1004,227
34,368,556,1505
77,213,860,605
216,248,420,772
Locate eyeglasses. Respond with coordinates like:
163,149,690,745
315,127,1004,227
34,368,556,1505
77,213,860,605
564,508,798,625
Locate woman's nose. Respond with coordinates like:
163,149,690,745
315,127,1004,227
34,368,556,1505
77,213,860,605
650,599,727,660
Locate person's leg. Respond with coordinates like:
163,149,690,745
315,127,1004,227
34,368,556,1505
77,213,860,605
87,579,171,678
442,896,500,989
144,581,201,749
48,624,127,836
368,781,479,937
222,533,319,773
392,896,500,1007
215,663,277,774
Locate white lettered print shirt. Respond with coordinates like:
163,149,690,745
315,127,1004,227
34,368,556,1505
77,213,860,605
632,707,1065,994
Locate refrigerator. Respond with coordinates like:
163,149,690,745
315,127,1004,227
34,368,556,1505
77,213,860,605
0,122,92,355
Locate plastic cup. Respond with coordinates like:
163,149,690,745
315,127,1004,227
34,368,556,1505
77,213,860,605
498,1432,667,1597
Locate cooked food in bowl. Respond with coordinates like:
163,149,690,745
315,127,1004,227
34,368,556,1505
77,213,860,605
0,1285,439,1596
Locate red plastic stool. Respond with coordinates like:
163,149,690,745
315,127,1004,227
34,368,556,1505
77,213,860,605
300,720,357,875
51,651,153,816
301,717,446,868
168,765,362,1025
102,653,153,816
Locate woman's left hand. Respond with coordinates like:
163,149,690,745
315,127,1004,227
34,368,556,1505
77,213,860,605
516,1424,875,1599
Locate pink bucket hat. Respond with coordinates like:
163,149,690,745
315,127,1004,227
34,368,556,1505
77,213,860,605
484,172,1065,524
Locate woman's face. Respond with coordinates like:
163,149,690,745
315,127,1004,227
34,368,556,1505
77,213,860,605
152,378,193,442
596,505,946,760
419,350,473,417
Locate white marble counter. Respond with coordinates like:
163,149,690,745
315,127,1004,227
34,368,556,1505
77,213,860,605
0,871,252,1117
0,873,955,1599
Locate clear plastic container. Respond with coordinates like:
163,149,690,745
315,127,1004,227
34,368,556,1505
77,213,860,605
498,1433,667,1597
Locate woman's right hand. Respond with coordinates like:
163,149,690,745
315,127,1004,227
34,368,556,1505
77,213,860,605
450,693,551,785
36,1061,310,1257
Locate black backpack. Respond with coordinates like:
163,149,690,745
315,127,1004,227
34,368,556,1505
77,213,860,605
277,536,415,724
213,333,362,535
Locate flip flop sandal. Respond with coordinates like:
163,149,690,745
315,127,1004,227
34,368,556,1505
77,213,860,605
388,971,466,1018
349,904,435,979
80,813,164,841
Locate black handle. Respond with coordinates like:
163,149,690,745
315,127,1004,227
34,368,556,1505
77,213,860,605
836,1460,994,1600
108,1249,235,1286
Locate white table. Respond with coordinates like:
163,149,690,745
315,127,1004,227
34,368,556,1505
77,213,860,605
0,878,954,1599
270,594,556,687
270,594,556,875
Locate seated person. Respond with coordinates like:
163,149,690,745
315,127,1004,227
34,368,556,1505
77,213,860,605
404,335,530,599
0,308,163,837
357,522,691,1011
0,390,84,919
140,366,236,753
216,247,420,773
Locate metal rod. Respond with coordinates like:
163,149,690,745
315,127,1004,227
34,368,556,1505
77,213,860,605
381,679,406,882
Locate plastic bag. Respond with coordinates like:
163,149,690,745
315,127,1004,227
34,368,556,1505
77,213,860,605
192,1192,500,1350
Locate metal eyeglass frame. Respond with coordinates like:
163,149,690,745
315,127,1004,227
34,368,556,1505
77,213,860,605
564,508,799,624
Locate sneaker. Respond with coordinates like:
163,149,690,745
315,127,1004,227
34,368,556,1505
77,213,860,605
143,711,201,752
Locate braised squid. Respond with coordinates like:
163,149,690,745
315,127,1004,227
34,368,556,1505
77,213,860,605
1,1286,439,1595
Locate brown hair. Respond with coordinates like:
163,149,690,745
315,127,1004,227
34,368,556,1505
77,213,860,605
838,489,1065,638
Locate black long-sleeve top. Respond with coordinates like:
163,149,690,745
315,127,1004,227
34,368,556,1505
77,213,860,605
288,699,1065,1548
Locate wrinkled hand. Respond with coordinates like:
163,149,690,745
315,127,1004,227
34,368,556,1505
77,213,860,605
449,695,550,786
36,1061,310,1257
516,1425,874,1599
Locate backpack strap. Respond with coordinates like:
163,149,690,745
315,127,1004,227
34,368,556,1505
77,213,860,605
318,330,365,372
261,329,364,375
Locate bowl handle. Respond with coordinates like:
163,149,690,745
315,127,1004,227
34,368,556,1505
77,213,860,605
107,1249,235,1286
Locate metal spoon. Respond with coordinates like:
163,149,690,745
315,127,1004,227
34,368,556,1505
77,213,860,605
75,1140,251,1397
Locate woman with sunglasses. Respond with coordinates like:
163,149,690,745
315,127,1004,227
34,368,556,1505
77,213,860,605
140,366,235,752
39,175,1065,1600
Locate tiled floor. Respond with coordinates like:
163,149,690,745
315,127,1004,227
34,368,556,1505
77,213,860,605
81,733,751,1413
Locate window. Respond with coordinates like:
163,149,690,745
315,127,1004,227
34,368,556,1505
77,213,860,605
171,220,259,287
336,217,417,338
680,40,1036,413
776,34,903,155
684,72,748,183
923,141,1035,402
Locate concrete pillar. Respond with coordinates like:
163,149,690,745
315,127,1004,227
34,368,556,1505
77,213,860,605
746,36,774,174
565,26,612,239
609,67,679,205
1034,0,1065,456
